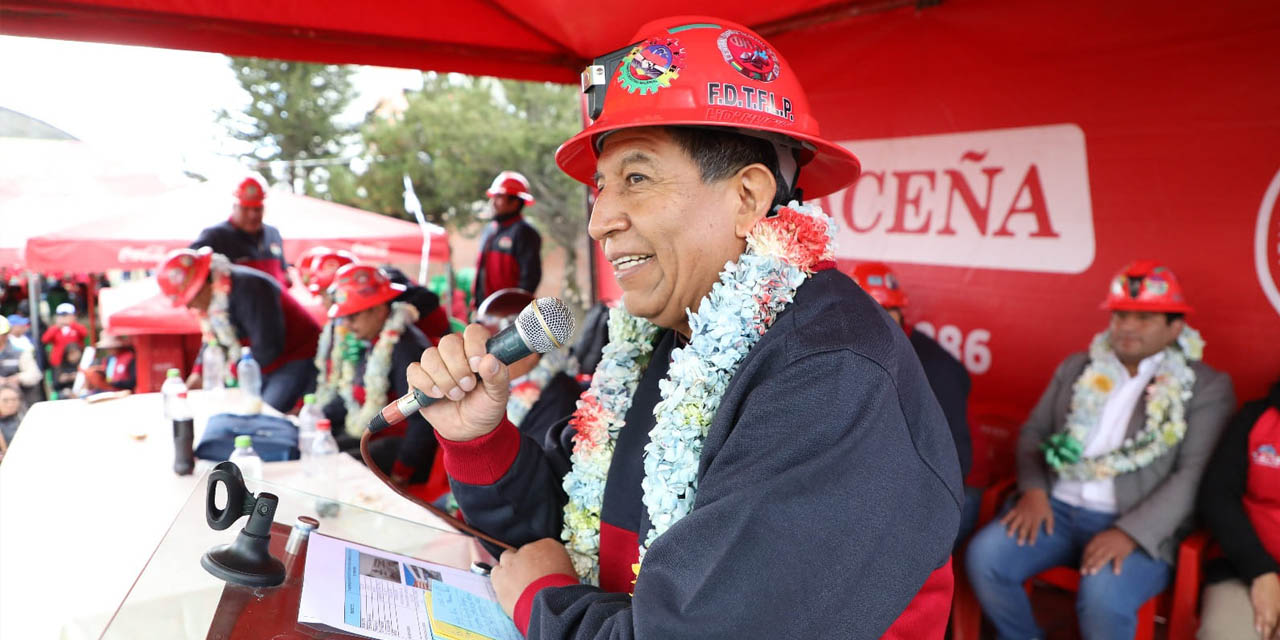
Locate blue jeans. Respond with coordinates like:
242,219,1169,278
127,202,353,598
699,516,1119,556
964,496,1172,640
955,485,985,551
262,358,317,414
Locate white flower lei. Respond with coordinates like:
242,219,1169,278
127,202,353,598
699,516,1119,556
312,320,344,408
336,302,418,437
560,201,835,584
199,253,241,382
506,350,580,428
1044,325,1205,481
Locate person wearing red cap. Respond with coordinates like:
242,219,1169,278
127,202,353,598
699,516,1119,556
967,260,1236,640
846,262,978,547
297,246,357,309
158,247,320,413
315,264,436,485
472,171,542,308
190,176,291,287
407,17,960,639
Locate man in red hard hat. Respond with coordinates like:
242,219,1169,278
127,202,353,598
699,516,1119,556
316,264,439,490
472,171,542,307
967,260,1235,639
191,176,291,287
158,247,320,412
847,261,978,547
408,16,961,638
297,247,357,309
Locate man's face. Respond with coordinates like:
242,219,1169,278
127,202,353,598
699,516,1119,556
589,128,759,333
55,314,72,326
341,304,390,342
10,324,26,338
231,203,265,233
489,194,522,218
0,388,20,417
185,280,214,313
1108,310,1183,365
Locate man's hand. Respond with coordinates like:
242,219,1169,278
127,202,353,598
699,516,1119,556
1080,527,1138,575
490,538,576,618
406,324,511,442
1000,488,1054,546
1252,572,1280,640
185,373,202,390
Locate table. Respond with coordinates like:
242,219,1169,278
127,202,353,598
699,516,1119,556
0,391,456,640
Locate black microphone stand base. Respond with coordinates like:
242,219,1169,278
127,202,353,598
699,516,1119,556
201,531,286,588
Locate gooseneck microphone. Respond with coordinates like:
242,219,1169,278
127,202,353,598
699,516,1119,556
367,296,576,434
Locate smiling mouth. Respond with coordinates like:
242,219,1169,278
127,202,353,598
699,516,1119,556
610,254,654,271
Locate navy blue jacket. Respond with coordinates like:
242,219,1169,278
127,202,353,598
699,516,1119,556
911,330,973,479
473,213,541,303
446,269,963,639
191,220,289,285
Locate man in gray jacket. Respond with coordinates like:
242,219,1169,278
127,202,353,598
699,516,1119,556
966,260,1235,640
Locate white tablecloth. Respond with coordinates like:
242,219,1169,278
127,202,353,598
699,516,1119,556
0,390,454,640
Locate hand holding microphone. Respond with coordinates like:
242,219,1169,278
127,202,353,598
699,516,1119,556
375,297,576,442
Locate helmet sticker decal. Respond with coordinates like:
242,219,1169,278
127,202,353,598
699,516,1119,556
618,38,686,95
707,82,795,122
717,30,780,82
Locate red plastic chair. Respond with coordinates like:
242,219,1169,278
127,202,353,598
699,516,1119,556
1167,530,1215,640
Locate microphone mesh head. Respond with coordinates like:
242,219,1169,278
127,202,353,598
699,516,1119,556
517,297,576,353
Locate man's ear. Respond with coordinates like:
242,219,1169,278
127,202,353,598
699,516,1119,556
732,163,777,239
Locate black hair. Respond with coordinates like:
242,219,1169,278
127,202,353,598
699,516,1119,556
665,127,794,210
1165,312,1185,324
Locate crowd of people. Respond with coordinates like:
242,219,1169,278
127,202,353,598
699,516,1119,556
3,13,1276,640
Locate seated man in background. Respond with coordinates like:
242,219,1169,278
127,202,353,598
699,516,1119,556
383,266,453,346
158,247,320,413
317,264,438,490
0,316,41,401
41,302,87,369
297,246,356,309
51,342,82,398
85,334,136,393
967,260,1235,640
1197,374,1280,640
0,384,27,458
845,261,975,547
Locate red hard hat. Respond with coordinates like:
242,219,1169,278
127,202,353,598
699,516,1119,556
845,262,909,309
1101,260,1194,314
298,247,358,294
486,171,535,205
557,16,861,199
234,176,267,207
157,248,213,307
328,264,405,318
474,288,535,333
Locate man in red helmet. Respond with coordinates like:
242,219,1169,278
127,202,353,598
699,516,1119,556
967,260,1236,640
407,17,961,639
191,176,291,287
158,247,320,413
472,171,542,308
847,262,978,547
316,264,437,487
297,246,357,309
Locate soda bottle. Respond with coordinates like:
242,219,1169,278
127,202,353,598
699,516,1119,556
160,368,186,420
297,393,323,460
229,434,264,489
202,341,226,390
306,419,341,517
237,348,262,413
172,390,195,475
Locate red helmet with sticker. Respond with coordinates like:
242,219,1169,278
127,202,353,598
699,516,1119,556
234,176,267,207
845,262,909,309
486,171,536,205
328,264,405,318
157,248,213,307
557,16,860,198
298,247,358,295
1101,260,1193,314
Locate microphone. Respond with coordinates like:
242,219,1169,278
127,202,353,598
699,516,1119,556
367,297,576,433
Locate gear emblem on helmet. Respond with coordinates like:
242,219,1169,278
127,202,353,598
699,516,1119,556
618,38,685,95
717,30,779,82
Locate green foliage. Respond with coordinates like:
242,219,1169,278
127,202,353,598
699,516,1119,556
219,57,356,195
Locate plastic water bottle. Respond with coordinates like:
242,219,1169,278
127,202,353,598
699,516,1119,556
160,368,187,420
237,348,262,412
172,391,195,475
297,393,323,460
229,435,264,488
202,341,225,390
306,419,341,517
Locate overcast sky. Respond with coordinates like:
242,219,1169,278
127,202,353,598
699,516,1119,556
0,35,423,182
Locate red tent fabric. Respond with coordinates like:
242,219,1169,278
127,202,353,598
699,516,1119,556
100,278,327,336
23,180,449,272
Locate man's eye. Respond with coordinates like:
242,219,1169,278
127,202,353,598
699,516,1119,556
626,173,647,185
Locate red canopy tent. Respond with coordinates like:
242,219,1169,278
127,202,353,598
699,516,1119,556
5,0,1279,469
23,180,449,272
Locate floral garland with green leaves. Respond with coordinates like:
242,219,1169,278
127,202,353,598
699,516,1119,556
312,321,345,408
560,202,835,585
507,349,580,428
199,253,241,383
334,302,418,437
1041,326,1205,481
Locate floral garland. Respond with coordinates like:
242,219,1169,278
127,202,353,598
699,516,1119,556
560,202,835,584
507,349,580,428
1042,326,1205,481
336,302,418,437
312,321,346,408
199,254,241,383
